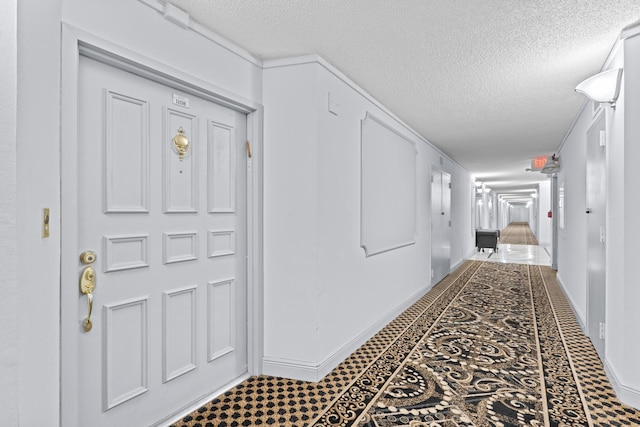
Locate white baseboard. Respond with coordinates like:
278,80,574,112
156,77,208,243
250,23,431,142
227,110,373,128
262,356,320,382
451,255,468,272
605,359,640,410
555,272,586,333
463,247,478,263
262,284,431,382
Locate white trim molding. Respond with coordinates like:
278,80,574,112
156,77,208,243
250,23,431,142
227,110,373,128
360,112,417,257
262,284,431,382
137,0,262,67
605,359,640,410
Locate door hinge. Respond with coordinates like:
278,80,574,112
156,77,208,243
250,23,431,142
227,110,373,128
448,182,451,189
599,130,606,147
599,322,606,339
448,220,452,227
600,226,605,243
245,141,252,158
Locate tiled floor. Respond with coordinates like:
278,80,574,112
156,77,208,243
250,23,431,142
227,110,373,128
469,243,551,266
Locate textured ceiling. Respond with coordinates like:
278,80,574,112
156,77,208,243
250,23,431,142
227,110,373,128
166,0,640,193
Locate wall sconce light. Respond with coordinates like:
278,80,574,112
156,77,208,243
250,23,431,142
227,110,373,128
540,154,559,174
575,68,623,109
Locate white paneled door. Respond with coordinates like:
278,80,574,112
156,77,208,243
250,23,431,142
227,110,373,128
431,168,451,285
65,55,248,426
586,111,606,359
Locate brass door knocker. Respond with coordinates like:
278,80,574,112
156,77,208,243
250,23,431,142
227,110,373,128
172,127,190,161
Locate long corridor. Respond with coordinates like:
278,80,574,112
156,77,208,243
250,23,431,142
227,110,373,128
499,222,539,246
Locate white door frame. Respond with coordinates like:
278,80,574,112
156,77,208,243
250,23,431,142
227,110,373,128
60,24,263,426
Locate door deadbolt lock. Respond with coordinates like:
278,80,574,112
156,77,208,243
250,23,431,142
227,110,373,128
80,250,97,265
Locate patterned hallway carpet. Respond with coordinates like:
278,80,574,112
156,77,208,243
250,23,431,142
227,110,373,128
499,223,539,245
173,262,639,427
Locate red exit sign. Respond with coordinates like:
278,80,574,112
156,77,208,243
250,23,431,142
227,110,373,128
531,156,548,171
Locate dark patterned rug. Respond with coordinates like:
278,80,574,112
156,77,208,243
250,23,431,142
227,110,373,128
173,261,640,427
314,262,588,426
499,222,539,245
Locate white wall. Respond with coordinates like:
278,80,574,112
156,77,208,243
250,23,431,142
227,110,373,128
451,165,475,266
557,27,640,408
489,192,498,229
498,198,509,230
1,1,18,424
614,30,640,407
555,99,589,326
529,197,538,236
262,57,474,380
17,1,63,425
262,62,320,370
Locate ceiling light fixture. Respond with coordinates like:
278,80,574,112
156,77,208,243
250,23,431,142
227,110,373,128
575,68,623,109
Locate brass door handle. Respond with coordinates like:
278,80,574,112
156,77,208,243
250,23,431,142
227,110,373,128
80,266,96,332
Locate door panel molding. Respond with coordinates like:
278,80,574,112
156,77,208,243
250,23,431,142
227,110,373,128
207,279,237,362
103,234,150,272
103,296,149,410
162,285,197,383
103,89,150,213
208,121,237,213
163,108,198,213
